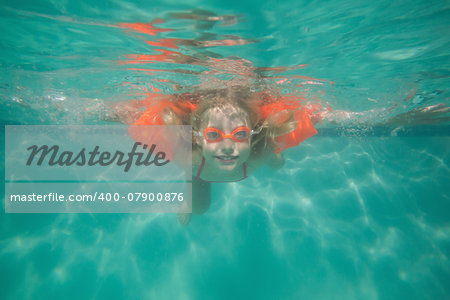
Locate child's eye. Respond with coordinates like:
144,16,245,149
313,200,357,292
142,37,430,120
234,131,249,139
206,131,220,140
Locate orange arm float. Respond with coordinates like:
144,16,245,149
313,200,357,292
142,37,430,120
260,101,318,153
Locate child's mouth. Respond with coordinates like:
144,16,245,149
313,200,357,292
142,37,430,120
215,155,238,164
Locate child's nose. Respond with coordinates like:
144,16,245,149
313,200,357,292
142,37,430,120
220,139,235,154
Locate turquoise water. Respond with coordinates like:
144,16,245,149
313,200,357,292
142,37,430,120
1,0,449,299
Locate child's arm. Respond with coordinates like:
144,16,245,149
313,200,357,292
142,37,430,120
87,94,172,124
108,100,144,124
384,103,449,125
83,99,144,124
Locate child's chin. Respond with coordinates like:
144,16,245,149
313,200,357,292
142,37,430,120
218,163,237,171
215,159,239,170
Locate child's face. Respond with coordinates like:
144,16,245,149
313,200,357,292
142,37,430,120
199,105,251,172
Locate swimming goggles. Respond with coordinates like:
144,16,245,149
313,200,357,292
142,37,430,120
194,126,262,143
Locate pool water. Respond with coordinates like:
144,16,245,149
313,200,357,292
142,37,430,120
1,0,449,299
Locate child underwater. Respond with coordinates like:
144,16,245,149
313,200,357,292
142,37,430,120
109,85,328,225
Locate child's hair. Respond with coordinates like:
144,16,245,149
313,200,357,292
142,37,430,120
161,85,298,155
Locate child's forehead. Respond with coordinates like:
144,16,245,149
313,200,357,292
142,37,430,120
201,105,249,125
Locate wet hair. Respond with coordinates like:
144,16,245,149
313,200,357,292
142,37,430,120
191,87,259,130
